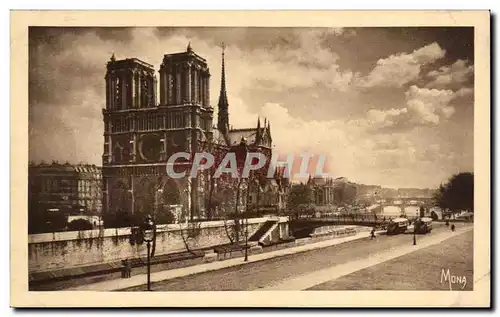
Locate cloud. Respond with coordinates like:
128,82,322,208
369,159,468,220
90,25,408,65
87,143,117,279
454,87,474,98
405,85,456,123
356,42,446,88
425,59,474,89
239,29,357,92
354,85,458,132
365,108,409,129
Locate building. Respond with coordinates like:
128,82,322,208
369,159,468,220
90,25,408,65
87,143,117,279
28,162,102,232
307,176,335,206
102,44,280,223
29,162,102,215
247,163,291,214
305,176,359,210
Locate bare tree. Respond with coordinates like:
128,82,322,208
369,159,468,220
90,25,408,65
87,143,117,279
179,221,202,255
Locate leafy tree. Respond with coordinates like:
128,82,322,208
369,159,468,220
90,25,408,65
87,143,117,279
287,183,313,219
155,209,176,225
44,211,68,232
433,172,474,215
430,210,439,220
334,181,358,206
67,219,93,231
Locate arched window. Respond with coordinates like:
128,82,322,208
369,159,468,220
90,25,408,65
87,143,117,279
115,78,121,109
112,143,124,163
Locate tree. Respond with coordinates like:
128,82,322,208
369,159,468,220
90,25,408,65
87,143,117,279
333,181,357,206
67,219,93,231
430,210,439,220
433,172,474,215
287,183,313,219
155,209,176,225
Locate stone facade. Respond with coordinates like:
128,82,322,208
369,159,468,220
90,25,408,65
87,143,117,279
29,162,102,215
307,176,335,206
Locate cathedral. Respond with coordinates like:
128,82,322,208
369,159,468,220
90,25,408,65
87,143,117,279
101,43,280,224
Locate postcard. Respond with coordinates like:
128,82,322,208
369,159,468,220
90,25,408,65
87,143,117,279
11,10,490,308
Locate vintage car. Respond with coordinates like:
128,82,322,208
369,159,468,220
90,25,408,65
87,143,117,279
386,217,410,235
414,217,433,234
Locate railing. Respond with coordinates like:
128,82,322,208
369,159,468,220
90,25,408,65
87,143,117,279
249,220,278,242
296,213,421,225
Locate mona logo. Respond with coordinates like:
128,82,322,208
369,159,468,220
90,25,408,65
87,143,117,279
441,268,467,290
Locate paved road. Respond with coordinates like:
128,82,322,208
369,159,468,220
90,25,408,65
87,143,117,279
308,229,473,290
121,222,472,291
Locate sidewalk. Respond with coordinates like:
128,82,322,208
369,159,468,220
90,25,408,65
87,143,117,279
68,229,384,291
261,225,473,290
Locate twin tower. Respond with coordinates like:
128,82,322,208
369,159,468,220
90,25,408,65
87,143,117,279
105,43,212,110
101,44,236,217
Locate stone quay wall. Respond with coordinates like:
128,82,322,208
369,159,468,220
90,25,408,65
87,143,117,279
29,216,290,273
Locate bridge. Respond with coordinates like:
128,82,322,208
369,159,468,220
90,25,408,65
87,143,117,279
289,213,418,238
379,197,434,206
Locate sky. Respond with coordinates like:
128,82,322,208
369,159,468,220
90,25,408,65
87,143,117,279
29,27,474,189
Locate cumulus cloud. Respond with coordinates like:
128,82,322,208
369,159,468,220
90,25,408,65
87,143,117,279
356,42,446,88
242,30,357,92
365,108,409,129
354,85,460,133
258,102,360,178
425,59,474,89
454,87,474,98
405,85,456,124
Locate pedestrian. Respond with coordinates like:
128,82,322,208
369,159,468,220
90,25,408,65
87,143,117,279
370,228,376,240
122,258,131,278
451,224,455,232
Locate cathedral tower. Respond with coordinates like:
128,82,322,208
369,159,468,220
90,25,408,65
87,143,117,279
159,42,211,108
102,46,214,222
105,55,157,110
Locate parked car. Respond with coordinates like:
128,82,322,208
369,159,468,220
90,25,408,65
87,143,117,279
386,217,410,235
414,217,433,234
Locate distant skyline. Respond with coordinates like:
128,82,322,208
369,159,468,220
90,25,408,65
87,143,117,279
29,27,474,189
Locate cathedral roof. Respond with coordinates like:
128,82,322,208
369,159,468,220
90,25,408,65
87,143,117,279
212,128,229,146
228,128,258,146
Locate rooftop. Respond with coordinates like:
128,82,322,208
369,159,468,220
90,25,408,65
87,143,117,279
107,57,155,71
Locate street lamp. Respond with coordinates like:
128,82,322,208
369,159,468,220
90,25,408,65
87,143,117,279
142,214,155,291
235,137,249,262
413,211,417,246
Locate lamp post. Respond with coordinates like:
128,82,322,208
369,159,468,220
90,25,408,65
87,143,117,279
244,212,249,261
413,211,417,246
235,137,249,262
142,214,155,291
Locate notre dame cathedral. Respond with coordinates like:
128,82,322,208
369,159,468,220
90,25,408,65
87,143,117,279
102,43,282,223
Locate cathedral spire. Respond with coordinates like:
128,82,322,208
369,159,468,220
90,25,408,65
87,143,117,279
256,117,261,141
217,42,229,135
267,119,271,140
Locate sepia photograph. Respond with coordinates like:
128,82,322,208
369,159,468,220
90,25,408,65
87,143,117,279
10,10,490,308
